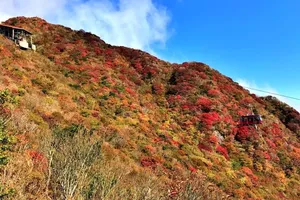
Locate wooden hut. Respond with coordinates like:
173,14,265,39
0,23,36,51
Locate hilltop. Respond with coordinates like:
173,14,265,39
0,17,299,199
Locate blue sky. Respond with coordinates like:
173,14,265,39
0,0,299,110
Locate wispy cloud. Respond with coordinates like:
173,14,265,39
0,0,171,53
236,78,300,112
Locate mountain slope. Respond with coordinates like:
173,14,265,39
262,96,300,138
0,17,299,200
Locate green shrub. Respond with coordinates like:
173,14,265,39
0,118,15,166
0,112,16,198
0,89,17,105
0,185,15,199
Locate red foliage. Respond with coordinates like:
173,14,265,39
105,48,113,55
153,137,163,143
198,142,212,152
141,66,158,77
242,97,254,105
238,108,249,116
196,97,212,111
236,126,250,142
189,166,197,173
0,46,13,57
94,47,103,55
15,134,28,146
201,112,220,129
134,61,143,72
168,189,179,199
92,111,99,118
170,139,180,147
152,82,164,95
141,157,157,169
216,145,229,160
182,62,189,67
277,192,287,199
88,69,101,81
207,89,220,97
271,123,282,136
79,47,88,57
176,81,194,95
104,61,114,68
199,72,207,79
144,145,156,154
263,151,271,160
66,64,77,71
266,138,276,148
181,104,191,110
231,127,239,136
28,150,48,171
242,166,258,182
125,87,136,96
224,115,235,126
209,135,218,145
220,84,235,94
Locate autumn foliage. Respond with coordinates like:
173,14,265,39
0,17,299,200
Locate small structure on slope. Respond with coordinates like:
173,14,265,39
239,115,262,126
238,105,263,129
0,23,36,51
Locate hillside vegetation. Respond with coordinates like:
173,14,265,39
0,17,299,200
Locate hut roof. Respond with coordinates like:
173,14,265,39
0,23,32,35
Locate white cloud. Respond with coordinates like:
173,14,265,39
0,0,171,53
0,0,68,22
236,79,300,112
